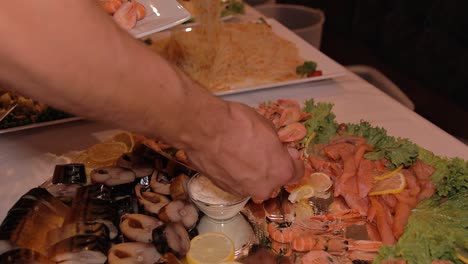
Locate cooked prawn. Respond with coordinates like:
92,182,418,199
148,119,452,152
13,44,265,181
267,221,301,243
300,250,337,264
113,1,138,31
278,122,307,142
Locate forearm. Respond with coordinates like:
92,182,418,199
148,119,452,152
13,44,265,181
0,0,227,150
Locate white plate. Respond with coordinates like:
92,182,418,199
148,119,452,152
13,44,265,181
129,0,191,39
214,18,347,96
0,117,83,135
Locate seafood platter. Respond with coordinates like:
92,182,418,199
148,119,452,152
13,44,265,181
0,98,466,264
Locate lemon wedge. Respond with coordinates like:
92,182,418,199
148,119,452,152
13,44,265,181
308,172,333,193
456,247,468,264
303,132,316,158
375,165,403,180
111,131,135,152
88,141,128,163
186,233,235,264
288,184,315,203
369,172,406,196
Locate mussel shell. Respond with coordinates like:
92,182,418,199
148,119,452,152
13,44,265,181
52,163,87,184
0,248,52,264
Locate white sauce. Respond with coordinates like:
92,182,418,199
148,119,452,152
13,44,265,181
189,175,242,204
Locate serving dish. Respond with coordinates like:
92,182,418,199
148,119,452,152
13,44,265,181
214,19,347,96
1,98,465,263
129,0,191,39
146,18,347,96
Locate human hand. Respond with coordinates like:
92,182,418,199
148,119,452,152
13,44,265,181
185,101,304,201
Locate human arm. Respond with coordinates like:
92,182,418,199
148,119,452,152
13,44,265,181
0,0,303,200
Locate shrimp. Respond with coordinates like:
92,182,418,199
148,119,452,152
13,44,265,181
292,234,347,252
135,1,146,20
292,234,382,259
113,1,137,31
271,241,293,257
99,0,123,15
267,221,301,243
278,122,307,142
276,106,301,128
300,250,337,264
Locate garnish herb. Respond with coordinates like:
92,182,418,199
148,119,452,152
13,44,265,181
296,61,318,77
221,0,245,17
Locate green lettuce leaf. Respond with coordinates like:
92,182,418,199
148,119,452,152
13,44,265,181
418,148,468,198
301,99,338,145
375,190,468,264
345,121,419,168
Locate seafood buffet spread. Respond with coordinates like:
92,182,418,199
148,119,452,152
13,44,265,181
0,98,466,264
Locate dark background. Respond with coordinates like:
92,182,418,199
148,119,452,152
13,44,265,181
271,0,468,142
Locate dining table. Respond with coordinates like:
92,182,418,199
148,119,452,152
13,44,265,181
0,5,467,225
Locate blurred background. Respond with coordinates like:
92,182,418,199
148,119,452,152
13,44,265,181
250,0,468,143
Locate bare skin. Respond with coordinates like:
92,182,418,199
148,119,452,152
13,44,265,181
0,1,303,200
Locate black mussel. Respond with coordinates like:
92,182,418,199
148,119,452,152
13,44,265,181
152,223,190,258
0,188,69,255
0,248,52,264
52,163,86,184
48,235,109,264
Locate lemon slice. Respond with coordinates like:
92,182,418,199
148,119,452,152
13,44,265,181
308,172,333,193
186,233,235,264
111,131,135,152
456,247,468,264
288,184,315,203
88,142,128,163
369,172,406,196
302,132,316,158
375,165,403,180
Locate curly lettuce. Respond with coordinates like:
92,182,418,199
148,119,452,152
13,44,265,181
418,148,468,198
345,121,419,168
301,99,338,145
374,190,468,264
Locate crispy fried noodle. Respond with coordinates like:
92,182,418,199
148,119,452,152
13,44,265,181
151,0,303,91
